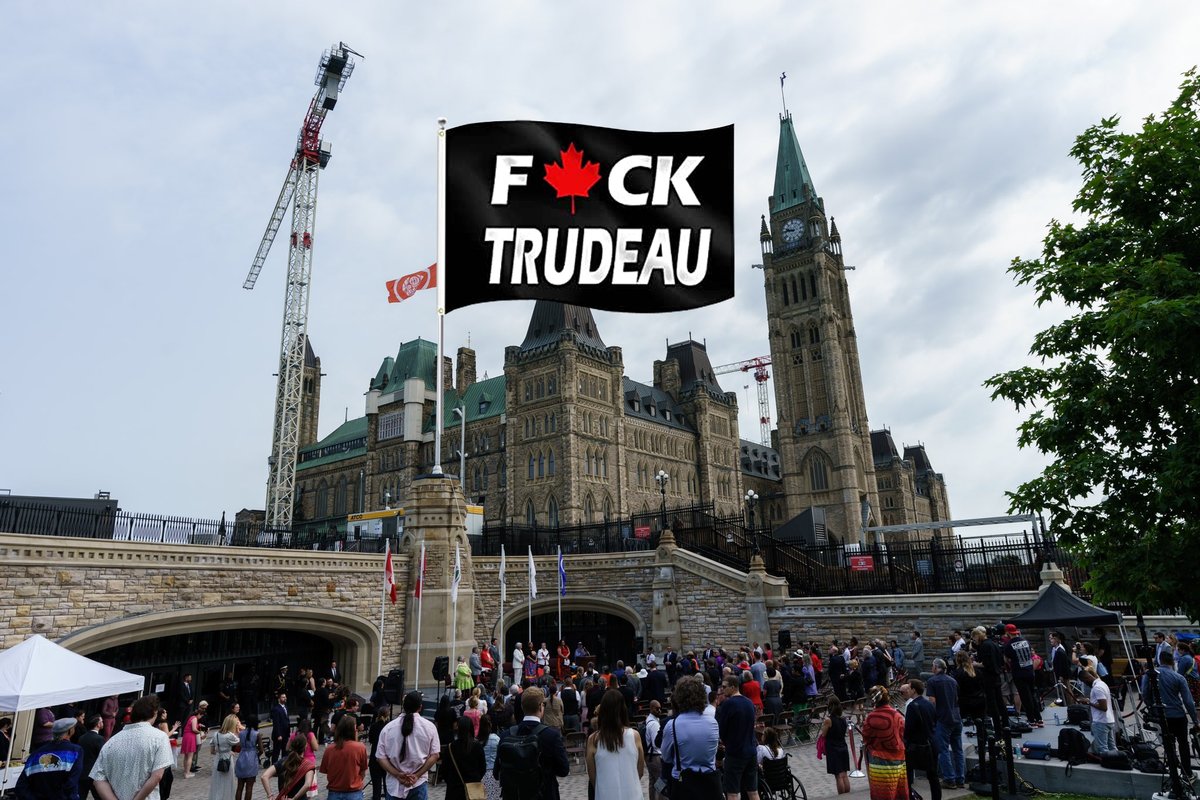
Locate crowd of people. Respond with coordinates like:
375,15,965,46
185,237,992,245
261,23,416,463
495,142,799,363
11,625,1200,800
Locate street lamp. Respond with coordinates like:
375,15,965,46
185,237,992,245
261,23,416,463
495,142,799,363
452,406,468,495
745,489,760,555
654,469,669,531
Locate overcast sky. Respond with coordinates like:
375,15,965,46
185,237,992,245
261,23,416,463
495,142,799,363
2,3,1197,538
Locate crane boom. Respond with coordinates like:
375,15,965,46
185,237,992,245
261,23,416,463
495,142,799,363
713,355,773,446
245,43,360,531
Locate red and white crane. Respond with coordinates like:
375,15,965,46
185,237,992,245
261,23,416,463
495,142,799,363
243,43,361,530
713,356,772,445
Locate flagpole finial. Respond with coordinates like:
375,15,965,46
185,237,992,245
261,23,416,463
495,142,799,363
779,72,789,117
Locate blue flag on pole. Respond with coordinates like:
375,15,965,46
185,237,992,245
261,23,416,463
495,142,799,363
558,546,567,597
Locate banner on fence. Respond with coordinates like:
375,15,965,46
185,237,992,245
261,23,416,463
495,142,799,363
849,555,875,572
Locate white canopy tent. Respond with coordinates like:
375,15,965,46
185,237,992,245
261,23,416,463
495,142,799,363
0,635,145,793
0,634,144,712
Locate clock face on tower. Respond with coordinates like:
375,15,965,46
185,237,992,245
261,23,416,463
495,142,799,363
781,218,804,244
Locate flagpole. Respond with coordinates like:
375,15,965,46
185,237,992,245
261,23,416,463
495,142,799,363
415,540,425,693
379,539,388,678
433,116,447,475
557,545,562,647
451,543,460,673
527,547,533,645
499,545,506,682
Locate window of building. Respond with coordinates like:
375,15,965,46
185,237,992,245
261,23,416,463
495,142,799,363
538,452,545,478
548,496,559,527
378,411,404,441
809,326,821,344
810,272,818,297
499,458,507,487
781,280,790,306
548,373,557,394
585,494,594,521
548,449,556,476
526,501,536,526
528,455,535,481
524,381,532,401
790,330,802,349
334,476,348,516
810,457,829,491
536,377,545,398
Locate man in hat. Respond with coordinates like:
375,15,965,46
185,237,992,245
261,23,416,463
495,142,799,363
1003,624,1042,726
15,717,83,800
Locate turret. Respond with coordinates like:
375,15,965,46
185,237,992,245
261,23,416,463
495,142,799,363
759,214,772,257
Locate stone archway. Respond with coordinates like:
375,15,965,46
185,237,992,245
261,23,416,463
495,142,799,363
495,595,646,641
57,604,381,691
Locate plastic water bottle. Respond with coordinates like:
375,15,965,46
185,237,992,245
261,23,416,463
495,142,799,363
1054,711,1061,726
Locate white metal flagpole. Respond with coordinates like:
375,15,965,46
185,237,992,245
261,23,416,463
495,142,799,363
499,544,507,676
415,540,426,693
557,545,562,646
451,542,461,670
527,546,536,644
379,539,388,678
433,116,447,475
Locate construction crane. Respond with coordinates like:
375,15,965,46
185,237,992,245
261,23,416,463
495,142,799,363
244,42,361,531
714,356,772,445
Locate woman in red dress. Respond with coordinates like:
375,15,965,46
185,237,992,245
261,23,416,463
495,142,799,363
556,640,571,679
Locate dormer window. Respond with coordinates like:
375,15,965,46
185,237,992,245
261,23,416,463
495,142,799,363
647,404,656,417
664,409,672,421
631,398,640,412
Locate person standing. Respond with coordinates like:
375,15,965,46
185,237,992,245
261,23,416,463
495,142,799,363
542,682,564,733
15,718,83,800
828,645,848,702
817,697,851,795
643,700,664,800
560,679,581,733
659,679,720,799
207,715,241,800
1048,632,1073,703
376,692,440,800
972,626,1009,736
511,644,525,686
860,687,908,800
320,716,370,800
454,656,475,694
1080,668,1115,755
762,663,785,718
90,695,175,800
926,659,964,789
644,664,668,706
269,694,291,764
440,718,485,800
494,687,570,800
259,738,315,800
715,676,759,800
180,702,206,779
177,677,195,728
100,698,119,742
909,633,925,676
233,716,259,800
903,680,941,800
586,690,644,800
469,647,484,687
1002,625,1041,727
77,716,106,800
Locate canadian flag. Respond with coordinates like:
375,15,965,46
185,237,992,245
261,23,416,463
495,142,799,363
386,263,437,303
383,539,397,604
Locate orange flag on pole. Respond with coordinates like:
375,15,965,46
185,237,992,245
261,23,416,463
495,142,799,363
386,263,437,303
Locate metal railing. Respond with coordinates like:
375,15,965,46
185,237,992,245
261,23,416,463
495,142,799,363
0,499,1093,599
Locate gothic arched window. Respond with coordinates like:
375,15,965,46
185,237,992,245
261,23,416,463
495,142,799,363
810,455,829,491
548,449,556,476
528,455,535,481
526,500,536,526
547,496,559,527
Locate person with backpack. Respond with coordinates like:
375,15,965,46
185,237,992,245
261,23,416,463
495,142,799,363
1002,625,1042,727
493,687,569,800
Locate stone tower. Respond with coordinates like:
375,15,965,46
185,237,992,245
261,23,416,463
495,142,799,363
299,336,322,449
503,301,624,526
761,113,881,545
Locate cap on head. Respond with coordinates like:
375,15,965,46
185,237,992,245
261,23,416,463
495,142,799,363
52,718,77,736
1005,624,1019,635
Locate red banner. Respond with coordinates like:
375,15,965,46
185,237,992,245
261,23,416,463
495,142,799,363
634,525,651,540
849,555,875,572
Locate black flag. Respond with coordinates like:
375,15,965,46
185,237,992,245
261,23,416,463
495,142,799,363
444,121,734,314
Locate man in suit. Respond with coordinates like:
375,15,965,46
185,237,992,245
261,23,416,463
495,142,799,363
904,679,941,800
494,687,570,800
177,674,195,725
1049,631,1073,703
326,661,340,684
269,692,291,763
77,715,106,800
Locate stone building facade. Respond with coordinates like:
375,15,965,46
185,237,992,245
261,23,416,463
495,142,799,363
291,304,749,532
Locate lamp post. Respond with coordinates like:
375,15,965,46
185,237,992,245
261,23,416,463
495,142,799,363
745,489,759,555
654,469,669,532
453,406,468,495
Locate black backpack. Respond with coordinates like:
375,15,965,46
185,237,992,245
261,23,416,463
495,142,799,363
497,723,547,800
1100,751,1132,770
1057,728,1090,765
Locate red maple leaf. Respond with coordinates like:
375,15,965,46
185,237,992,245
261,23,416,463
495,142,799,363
543,143,602,215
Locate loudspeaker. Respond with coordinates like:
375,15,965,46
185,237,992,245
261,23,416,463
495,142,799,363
432,656,450,682
778,629,792,652
383,669,405,705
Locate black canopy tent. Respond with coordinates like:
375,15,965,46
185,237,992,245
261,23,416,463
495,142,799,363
1006,581,1140,735
1005,581,1120,628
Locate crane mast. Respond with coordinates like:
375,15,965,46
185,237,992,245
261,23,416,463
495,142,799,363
713,356,772,446
244,43,360,531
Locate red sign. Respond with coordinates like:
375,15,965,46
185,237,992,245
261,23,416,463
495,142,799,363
849,555,875,572
634,525,651,540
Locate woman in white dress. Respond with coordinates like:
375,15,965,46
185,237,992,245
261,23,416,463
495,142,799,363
208,714,242,800
586,688,644,800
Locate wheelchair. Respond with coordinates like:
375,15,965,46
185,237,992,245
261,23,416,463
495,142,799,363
758,754,808,800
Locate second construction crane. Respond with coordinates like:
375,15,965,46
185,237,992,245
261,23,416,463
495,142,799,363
714,356,772,446
244,43,361,531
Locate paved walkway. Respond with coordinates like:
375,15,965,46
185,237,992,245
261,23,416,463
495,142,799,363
164,736,979,800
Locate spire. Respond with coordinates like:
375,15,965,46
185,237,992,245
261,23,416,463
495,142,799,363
771,113,816,215
519,301,607,352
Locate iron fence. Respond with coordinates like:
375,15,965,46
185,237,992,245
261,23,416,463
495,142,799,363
1,499,1096,600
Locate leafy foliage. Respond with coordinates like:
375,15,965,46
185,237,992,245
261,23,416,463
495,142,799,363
986,69,1200,619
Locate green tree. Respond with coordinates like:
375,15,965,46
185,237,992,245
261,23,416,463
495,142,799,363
986,69,1200,620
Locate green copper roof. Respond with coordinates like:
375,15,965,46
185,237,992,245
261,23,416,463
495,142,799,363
771,113,816,214
370,338,438,393
442,374,507,428
297,416,369,471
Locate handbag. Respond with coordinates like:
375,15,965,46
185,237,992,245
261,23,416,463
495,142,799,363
449,743,486,800
216,756,231,773
816,734,826,760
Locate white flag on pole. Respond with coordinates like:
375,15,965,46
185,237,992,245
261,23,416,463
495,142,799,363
451,542,462,605
528,546,537,600
499,545,507,605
